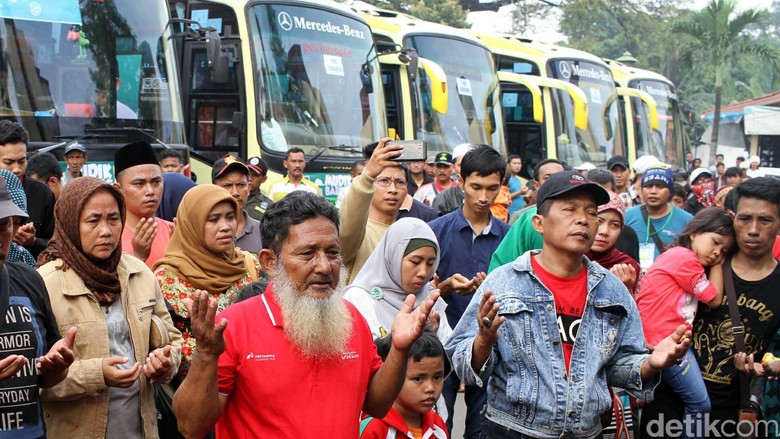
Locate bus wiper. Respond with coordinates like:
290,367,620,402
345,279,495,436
32,133,115,155
308,145,362,164
85,127,174,149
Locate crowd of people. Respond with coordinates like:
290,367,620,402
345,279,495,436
0,115,779,439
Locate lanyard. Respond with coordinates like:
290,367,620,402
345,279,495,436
644,208,673,244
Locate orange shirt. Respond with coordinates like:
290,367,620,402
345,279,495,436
490,185,511,222
120,217,174,268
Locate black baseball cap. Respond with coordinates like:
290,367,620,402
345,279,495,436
536,171,610,207
434,152,453,165
247,156,268,176
607,155,629,170
212,155,249,181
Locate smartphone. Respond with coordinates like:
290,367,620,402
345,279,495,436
388,140,427,162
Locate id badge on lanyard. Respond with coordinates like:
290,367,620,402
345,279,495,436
639,243,656,272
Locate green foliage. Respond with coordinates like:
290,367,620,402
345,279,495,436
408,0,469,28
511,0,554,35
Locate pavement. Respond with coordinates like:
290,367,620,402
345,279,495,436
450,392,467,438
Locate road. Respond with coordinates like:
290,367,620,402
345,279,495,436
449,392,467,438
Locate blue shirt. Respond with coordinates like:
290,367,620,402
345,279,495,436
624,205,693,258
428,208,510,327
508,176,525,215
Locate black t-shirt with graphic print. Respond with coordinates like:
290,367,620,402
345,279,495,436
692,261,780,412
0,262,60,439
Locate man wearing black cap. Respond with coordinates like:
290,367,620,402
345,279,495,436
212,155,262,254
114,141,174,267
414,152,455,207
608,155,633,208
62,141,87,185
0,173,77,436
446,171,690,438
245,156,273,221
0,121,55,259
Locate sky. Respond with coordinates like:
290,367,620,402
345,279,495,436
467,0,775,44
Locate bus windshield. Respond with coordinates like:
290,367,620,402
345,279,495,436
548,60,623,167
630,79,685,170
405,35,504,155
249,4,385,157
0,0,184,144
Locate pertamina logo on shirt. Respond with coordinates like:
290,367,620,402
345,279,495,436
245,352,276,362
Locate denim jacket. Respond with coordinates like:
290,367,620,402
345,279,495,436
445,251,658,439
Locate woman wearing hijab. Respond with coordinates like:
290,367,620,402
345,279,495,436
343,217,449,341
156,172,197,222
586,191,640,294
0,169,36,267
37,177,182,439
153,185,263,378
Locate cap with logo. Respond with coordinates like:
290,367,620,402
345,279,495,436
536,171,610,207
247,156,268,176
607,155,629,171
641,164,675,192
64,141,86,156
0,174,27,220
434,152,453,165
212,155,249,181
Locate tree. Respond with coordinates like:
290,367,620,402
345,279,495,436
510,0,554,36
409,0,469,28
674,0,780,149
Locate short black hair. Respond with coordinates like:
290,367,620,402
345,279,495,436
725,167,741,178
716,153,724,158
533,159,564,182
374,329,447,370
363,142,380,160
261,191,339,255
716,162,725,169
724,187,737,212
586,169,616,192
460,146,506,181
733,177,780,217
285,147,305,160
351,160,366,172
27,152,62,181
507,154,521,162
673,183,687,199
675,207,735,251
0,120,29,147
158,148,182,162
736,156,745,161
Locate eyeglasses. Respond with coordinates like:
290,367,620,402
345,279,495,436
375,177,407,188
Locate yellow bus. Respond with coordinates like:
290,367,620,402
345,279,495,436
169,0,387,197
475,34,649,171
356,7,506,156
1,0,189,180
607,60,687,170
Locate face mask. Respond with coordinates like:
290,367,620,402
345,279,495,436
691,180,715,207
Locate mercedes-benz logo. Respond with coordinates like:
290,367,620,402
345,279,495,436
558,61,571,80
278,12,293,31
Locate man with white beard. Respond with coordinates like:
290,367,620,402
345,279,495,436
173,191,440,438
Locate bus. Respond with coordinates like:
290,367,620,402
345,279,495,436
474,34,632,172
606,60,687,170
0,0,188,181
356,7,506,157
168,0,387,198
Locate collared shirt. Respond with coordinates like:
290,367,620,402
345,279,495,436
245,190,273,221
216,285,383,438
428,208,510,326
235,210,262,254
617,190,634,209
268,176,322,202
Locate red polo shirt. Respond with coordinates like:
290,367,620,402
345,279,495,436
216,284,383,438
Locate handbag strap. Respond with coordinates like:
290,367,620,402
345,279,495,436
640,205,667,254
722,258,752,410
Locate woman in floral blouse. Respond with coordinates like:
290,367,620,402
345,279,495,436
153,185,263,377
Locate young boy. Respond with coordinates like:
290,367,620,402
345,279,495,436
361,330,449,439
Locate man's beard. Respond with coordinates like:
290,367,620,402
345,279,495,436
273,264,353,360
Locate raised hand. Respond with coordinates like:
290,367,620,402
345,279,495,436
646,324,691,370
143,345,174,384
0,355,27,380
102,356,142,388
475,290,504,347
610,263,637,292
390,291,440,352
363,138,402,179
37,326,77,383
183,290,228,359
131,217,158,261
13,222,36,248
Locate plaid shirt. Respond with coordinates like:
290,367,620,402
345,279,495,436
618,190,634,209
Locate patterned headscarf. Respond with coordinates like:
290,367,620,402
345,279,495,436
38,177,126,305
0,170,35,267
598,191,626,224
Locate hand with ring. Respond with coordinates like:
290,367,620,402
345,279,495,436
476,290,504,347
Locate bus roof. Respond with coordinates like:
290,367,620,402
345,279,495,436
473,33,609,74
604,59,674,89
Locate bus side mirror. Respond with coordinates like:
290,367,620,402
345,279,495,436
360,63,373,94
206,30,229,84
